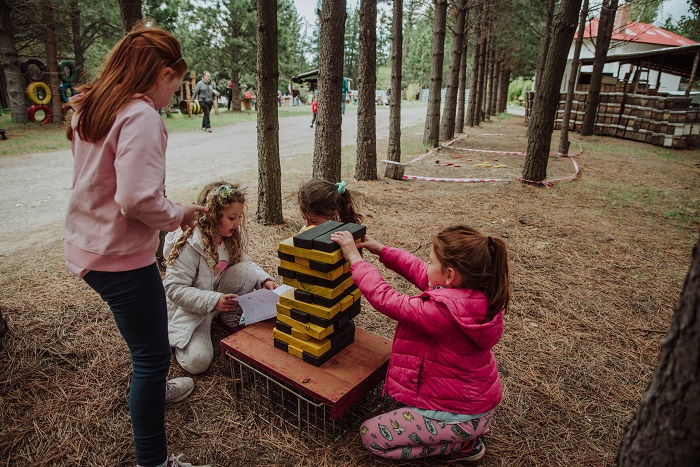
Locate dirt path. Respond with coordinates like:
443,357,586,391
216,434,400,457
0,106,426,255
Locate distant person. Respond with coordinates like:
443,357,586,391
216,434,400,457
244,89,251,99
277,89,283,107
331,225,509,462
163,181,277,375
64,25,209,467
341,77,349,115
310,95,318,128
297,179,363,228
191,71,214,132
226,79,233,111
292,86,300,106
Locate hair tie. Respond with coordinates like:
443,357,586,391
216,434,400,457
487,236,495,256
336,181,346,195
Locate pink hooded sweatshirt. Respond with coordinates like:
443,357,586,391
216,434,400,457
64,96,184,276
350,246,504,415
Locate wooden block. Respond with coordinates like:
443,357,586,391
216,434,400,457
294,288,314,303
282,274,356,299
278,251,296,262
293,221,344,249
278,288,344,319
303,331,355,367
277,312,335,340
309,298,361,328
312,223,366,253
279,258,349,281
273,328,332,356
278,237,345,264
302,283,358,308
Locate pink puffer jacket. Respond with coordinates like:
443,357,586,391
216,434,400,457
350,246,504,415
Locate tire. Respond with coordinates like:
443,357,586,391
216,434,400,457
28,104,52,124
27,81,52,105
58,60,77,83
20,58,47,83
59,82,75,103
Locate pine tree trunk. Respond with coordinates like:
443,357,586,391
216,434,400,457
455,5,470,135
386,0,403,163
42,0,62,124
497,66,510,114
256,0,283,224
535,0,555,93
475,34,487,125
118,0,143,34
466,5,481,128
559,0,589,155
313,0,346,182
490,57,500,116
231,67,241,111
522,0,583,183
580,0,618,136
422,0,448,147
439,0,467,141
69,0,85,84
485,44,495,119
617,235,700,467
0,0,28,123
355,0,377,181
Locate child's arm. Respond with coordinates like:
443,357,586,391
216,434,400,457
163,244,224,315
351,260,456,338
240,254,277,289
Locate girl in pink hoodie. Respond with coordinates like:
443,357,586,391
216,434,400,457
64,26,207,467
331,225,509,463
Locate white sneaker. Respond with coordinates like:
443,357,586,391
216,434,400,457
165,453,211,467
165,377,194,404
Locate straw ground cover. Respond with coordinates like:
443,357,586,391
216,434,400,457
1,115,698,466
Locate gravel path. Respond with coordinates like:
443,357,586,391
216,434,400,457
0,106,426,255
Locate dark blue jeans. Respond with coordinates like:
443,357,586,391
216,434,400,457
84,263,170,467
199,99,211,129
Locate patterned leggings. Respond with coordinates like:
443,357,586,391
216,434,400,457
360,407,494,460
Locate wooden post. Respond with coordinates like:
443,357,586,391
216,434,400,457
185,81,192,117
686,51,699,98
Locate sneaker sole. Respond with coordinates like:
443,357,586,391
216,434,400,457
166,385,194,404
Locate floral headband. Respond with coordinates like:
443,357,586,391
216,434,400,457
215,184,240,199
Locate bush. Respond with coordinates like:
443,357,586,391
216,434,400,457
405,82,422,101
508,77,533,104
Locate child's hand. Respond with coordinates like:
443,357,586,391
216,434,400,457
330,231,363,264
261,279,278,290
180,203,208,231
357,234,383,256
215,293,239,312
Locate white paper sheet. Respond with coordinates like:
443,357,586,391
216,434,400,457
238,284,293,325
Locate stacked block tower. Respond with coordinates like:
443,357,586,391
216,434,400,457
274,221,365,366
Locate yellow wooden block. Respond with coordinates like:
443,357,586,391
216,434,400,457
276,302,292,318
282,275,356,299
278,288,342,319
279,259,350,281
273,328,331,357
287,342,304,359
278,237,344,264
277,312,334,340
291,328,311,341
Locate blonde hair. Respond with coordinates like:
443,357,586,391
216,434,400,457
166,181,247,270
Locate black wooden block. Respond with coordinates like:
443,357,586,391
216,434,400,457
277,251,296,262
312,223,366,253
308,297,361,328
290,307,310,323
294,289,314,303
310,283,357,308
309,257,347,273
275,320,292,335
277,266,296,279
273,338,289,353
293,220,344,249
302,332,355,367
296,270,352,289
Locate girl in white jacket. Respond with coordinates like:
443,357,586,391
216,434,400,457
163,181,277,374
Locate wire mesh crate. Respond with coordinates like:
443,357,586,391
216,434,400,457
225,350,393,443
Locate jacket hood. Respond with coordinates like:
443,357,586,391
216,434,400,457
423,288,504,351
163,227,206,259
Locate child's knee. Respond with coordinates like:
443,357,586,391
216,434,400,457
175,346,213,375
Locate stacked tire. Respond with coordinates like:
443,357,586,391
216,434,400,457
23,58,76,123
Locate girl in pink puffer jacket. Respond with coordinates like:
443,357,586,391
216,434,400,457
331,225,510,463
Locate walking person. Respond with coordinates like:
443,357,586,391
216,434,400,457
310,95,318,128
64,25,210,467
226,80,233,111
191,71,214,132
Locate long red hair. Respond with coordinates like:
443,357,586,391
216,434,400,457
67,25,187,143
432,225,510,321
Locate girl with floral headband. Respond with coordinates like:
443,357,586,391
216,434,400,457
163,181,277,375
297,178,363,228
